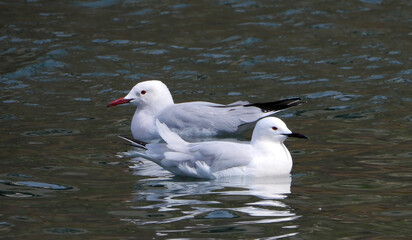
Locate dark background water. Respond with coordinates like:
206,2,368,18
1,0,412,239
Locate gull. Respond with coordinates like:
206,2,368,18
107,80,303,141
121,117,307,179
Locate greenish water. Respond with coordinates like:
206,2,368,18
1,0,412,239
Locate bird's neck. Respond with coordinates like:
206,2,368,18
251,139,293,173
131,109,157,140
145,101,173,115
130,99,174,141
252,139,286,154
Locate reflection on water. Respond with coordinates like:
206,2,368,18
0,177,76,198
112,159,299,237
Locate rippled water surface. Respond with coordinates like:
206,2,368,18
1,0,412,239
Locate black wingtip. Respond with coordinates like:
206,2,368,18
244,97,304,113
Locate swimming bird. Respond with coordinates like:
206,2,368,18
122,117,307,179
108,80,303,141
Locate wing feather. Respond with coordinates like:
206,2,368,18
157,101,264,135
155,119,188,152
188,141,254,172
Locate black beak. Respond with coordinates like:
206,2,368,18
283,132,308,139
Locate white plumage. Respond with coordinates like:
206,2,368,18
125,117,307,179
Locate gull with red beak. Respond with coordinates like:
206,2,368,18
122,117,307,179
108,80,303,141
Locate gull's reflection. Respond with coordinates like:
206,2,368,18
124,157,300,236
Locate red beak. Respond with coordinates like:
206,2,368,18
107,97,132,108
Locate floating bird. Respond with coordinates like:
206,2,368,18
108,80,303,141
121,117,307,179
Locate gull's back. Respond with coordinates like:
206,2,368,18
157,101,267,137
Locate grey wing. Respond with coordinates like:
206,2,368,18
157,101,265,134
144,140,254,178
188,141,254,172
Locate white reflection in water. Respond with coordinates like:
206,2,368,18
124,157,299,235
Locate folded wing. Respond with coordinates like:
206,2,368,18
138,120,254,179
157,98,302,136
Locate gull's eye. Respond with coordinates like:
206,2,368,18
141,90,146,95
272,127,278,131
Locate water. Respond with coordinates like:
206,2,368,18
1,0,412,239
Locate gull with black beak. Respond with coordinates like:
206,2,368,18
122,117,307,179
108,80,303,141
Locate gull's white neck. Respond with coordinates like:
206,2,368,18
250,139,293,176
131,99,174,141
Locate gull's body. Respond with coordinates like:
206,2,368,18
124,117,307,179
108,80,302,141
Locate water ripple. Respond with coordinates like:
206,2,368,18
44,227,88,235
22,129,80,137
7,181,72,190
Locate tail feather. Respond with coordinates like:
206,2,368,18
117,135,148,149
244,97,303,113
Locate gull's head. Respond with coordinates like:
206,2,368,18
107,80,174,110
251,117,307,144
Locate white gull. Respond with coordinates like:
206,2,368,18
108,80,302,141
121,117,307,179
